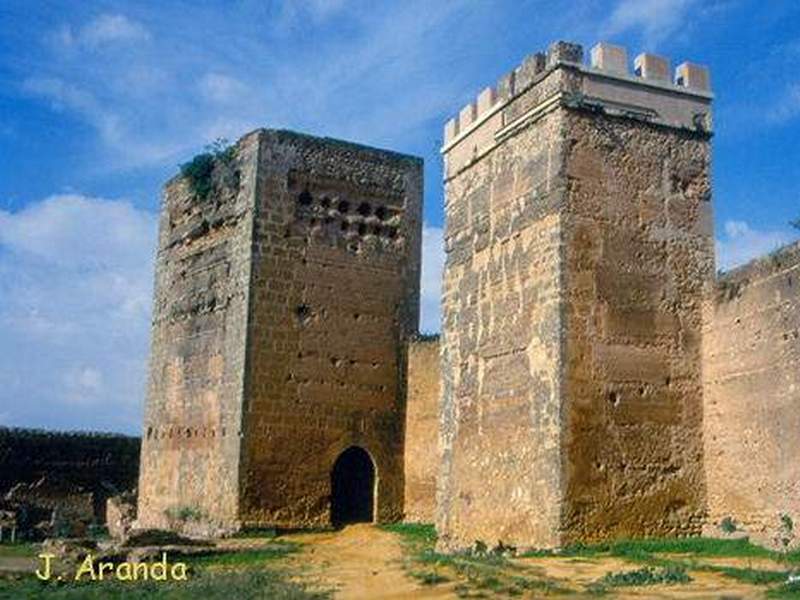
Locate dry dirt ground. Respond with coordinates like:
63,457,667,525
283,524,457,599
271,525,794,599
1,526,797,598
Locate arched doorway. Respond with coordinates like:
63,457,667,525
330,446,375,527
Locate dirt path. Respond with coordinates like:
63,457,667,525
517,555,768,598
280,525,774,599
283,524,457,599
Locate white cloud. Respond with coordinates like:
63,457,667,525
420,223,444,333
604,0,697,44
23,1,479,171
199,73,249,104
768,83,800,124
55,14,151,49
0,195,157,432
22,77,126,147
0,194,154,268
279,0,347,24
82,14,150,46
716,219,795,272
63,366,105,405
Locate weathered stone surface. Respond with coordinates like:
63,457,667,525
137,131,261,535
106,492,137,540
41,537,99,574
403,337,442,522
559,110,713,545
438,40,714,551
138,129,423,533
703,242,800,548
439,107,568,551
239,131,422,529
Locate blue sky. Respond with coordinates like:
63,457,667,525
0,0,798,433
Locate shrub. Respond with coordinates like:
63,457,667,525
165,506,204,522
180,138,237,201
720,517,738,534
600,565,691,587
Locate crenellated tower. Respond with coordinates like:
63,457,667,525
437,41,715,550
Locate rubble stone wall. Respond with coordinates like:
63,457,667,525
0,428,139,495
0,427,139,524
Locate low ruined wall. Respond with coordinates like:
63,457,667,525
0,427,140,495
703,241,800,547
404,336,441,523
0,427,140,525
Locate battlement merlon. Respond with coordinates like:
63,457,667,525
441,40,712,176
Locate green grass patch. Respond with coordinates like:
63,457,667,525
379,522,437,547
382,523,569,595
189,541,301,569
409,569,450,585
767,578,800,598
709,565,789,585
522,536,786,562
0,540,323,600
613,537,777,559
230,527,277,539
0,568,326,600
0,543,39,559
600,565,692,587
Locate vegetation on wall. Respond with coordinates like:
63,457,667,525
180,138,238,201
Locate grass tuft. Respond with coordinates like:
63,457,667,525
600,565,691,587
379,522,437,546
410,569,450,585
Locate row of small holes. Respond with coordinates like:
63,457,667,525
146,426,226,439
303,215,398,239
298,191,391,221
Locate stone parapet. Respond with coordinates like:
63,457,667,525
442,40,712,178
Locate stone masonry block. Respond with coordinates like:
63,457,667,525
590,42,628,75
476,87,497,115
675,62,711,92
635,53,670,82
546,41,583,68
459,102,477,131
444,118,458,144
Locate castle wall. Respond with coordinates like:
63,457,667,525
238,130,422,528
403,337,441,523
137,132,261,534
703,242,800,546
560,111,714,543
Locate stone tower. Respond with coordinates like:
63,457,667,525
138,129,422,534
437,41,714,551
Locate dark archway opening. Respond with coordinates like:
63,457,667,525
330,446,375,527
